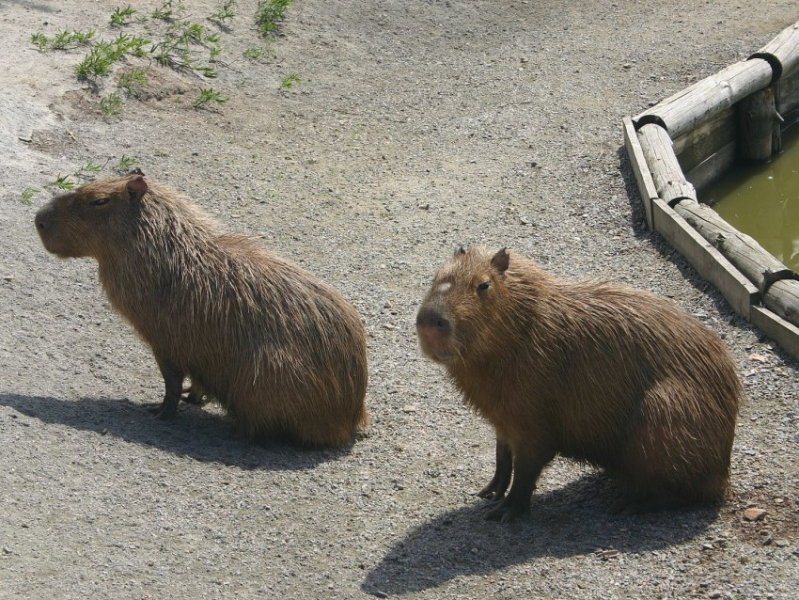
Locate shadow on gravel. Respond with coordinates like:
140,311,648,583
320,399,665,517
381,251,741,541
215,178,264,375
363,473,720,596
0,392,354,470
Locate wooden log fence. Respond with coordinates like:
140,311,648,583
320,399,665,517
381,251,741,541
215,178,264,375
624,18,799,360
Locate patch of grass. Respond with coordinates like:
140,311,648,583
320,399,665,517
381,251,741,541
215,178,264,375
243,46,263,60
117,68,148,95
73,34,150,80
21,187,41,205
31,30,95,51
110,5,136,27
192,87,226,108
255,0,291,38
99,92,123,116
209,0,237,25
280,72,302,88
116,155,139,172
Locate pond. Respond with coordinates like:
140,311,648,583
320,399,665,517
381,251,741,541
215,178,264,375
702,124,799,271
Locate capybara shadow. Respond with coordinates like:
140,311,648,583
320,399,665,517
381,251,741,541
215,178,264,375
362,471,720,596
34,170,368,447
0,393,353,470
416,246,741,522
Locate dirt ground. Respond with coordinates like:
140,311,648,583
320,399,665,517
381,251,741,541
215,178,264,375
1,1,798,598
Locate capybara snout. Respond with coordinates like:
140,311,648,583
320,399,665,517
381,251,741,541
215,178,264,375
35,171,368,447
418,245,741,522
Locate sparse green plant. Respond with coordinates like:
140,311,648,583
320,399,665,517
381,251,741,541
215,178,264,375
192,87,226,108
116,155,139,172
32,30,96,51
117,68,148,94
49,174,77,191
21,187,41,205
31,33,48,51
255,0,291,38
209,0,237,25
209,45,221,60
196,65,218,78
243,47,263,59
110,5,136,26
151,2,175,20
280,72,302,88
99,92,123,116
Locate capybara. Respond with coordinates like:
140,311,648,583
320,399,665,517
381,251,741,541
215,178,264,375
416,246,741,522
35,169,368,447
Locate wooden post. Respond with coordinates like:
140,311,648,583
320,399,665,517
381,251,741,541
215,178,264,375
736,86,779,162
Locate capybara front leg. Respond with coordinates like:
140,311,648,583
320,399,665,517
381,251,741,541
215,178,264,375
477,438,513,500
484,447,555,523
152,355,183,419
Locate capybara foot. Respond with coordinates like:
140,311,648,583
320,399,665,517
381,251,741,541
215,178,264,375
181,382,208,405
483,497,530,523
476,481,506,501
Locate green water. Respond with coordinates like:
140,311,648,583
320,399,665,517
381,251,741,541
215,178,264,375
703,126,799,271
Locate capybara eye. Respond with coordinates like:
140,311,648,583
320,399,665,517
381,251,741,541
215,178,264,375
477,281,491,292
91,197,110,207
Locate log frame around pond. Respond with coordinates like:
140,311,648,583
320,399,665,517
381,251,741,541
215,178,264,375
623,17,799,361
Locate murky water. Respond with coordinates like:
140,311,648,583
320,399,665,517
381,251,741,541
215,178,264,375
703,125,799,271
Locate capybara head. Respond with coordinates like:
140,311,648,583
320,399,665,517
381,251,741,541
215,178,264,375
416,246,512,364
35,169,148,260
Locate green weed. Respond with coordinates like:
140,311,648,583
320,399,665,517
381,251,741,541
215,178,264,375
116,155,139,172
209,0,237,25
255,0,291,38
243,47,263,59
280,72,302,88
192,87,226,108
21,187,41,205
110,5,136,26
99,93,123,116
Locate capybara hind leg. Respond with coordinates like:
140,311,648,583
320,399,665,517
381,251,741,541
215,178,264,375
181,380,209,405
477,439,513,500
484,447,555,523
152,355,183,419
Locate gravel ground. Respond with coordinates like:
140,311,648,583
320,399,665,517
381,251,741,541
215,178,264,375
1,1,798,599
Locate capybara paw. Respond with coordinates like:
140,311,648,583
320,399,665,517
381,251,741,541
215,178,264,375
476,484,503,500
483,500,528,523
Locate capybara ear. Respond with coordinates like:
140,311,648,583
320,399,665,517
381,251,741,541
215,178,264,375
455,246,467,256
126,175,149,202
491,248,510,273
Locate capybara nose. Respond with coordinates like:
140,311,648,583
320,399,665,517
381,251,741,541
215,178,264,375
416,307,450,333
34,211,46,232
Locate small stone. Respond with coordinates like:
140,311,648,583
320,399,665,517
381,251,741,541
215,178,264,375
775,540,790,548
743,507,767,521
401,405,417,413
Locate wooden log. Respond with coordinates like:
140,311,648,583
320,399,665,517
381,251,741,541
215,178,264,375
637,123,697,204
736,86,779,162
622,116,657,230
651,198,757,318
672,106,736,175
634,59,773,139
750,19,799,80
673,200,799,330
685,140,736,193
750,305,799,361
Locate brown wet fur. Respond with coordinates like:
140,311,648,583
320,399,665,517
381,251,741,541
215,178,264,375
416,246,741,522
35,172,368,447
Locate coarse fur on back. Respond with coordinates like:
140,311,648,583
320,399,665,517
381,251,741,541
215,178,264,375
416,245,741,522
35,171,368,447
